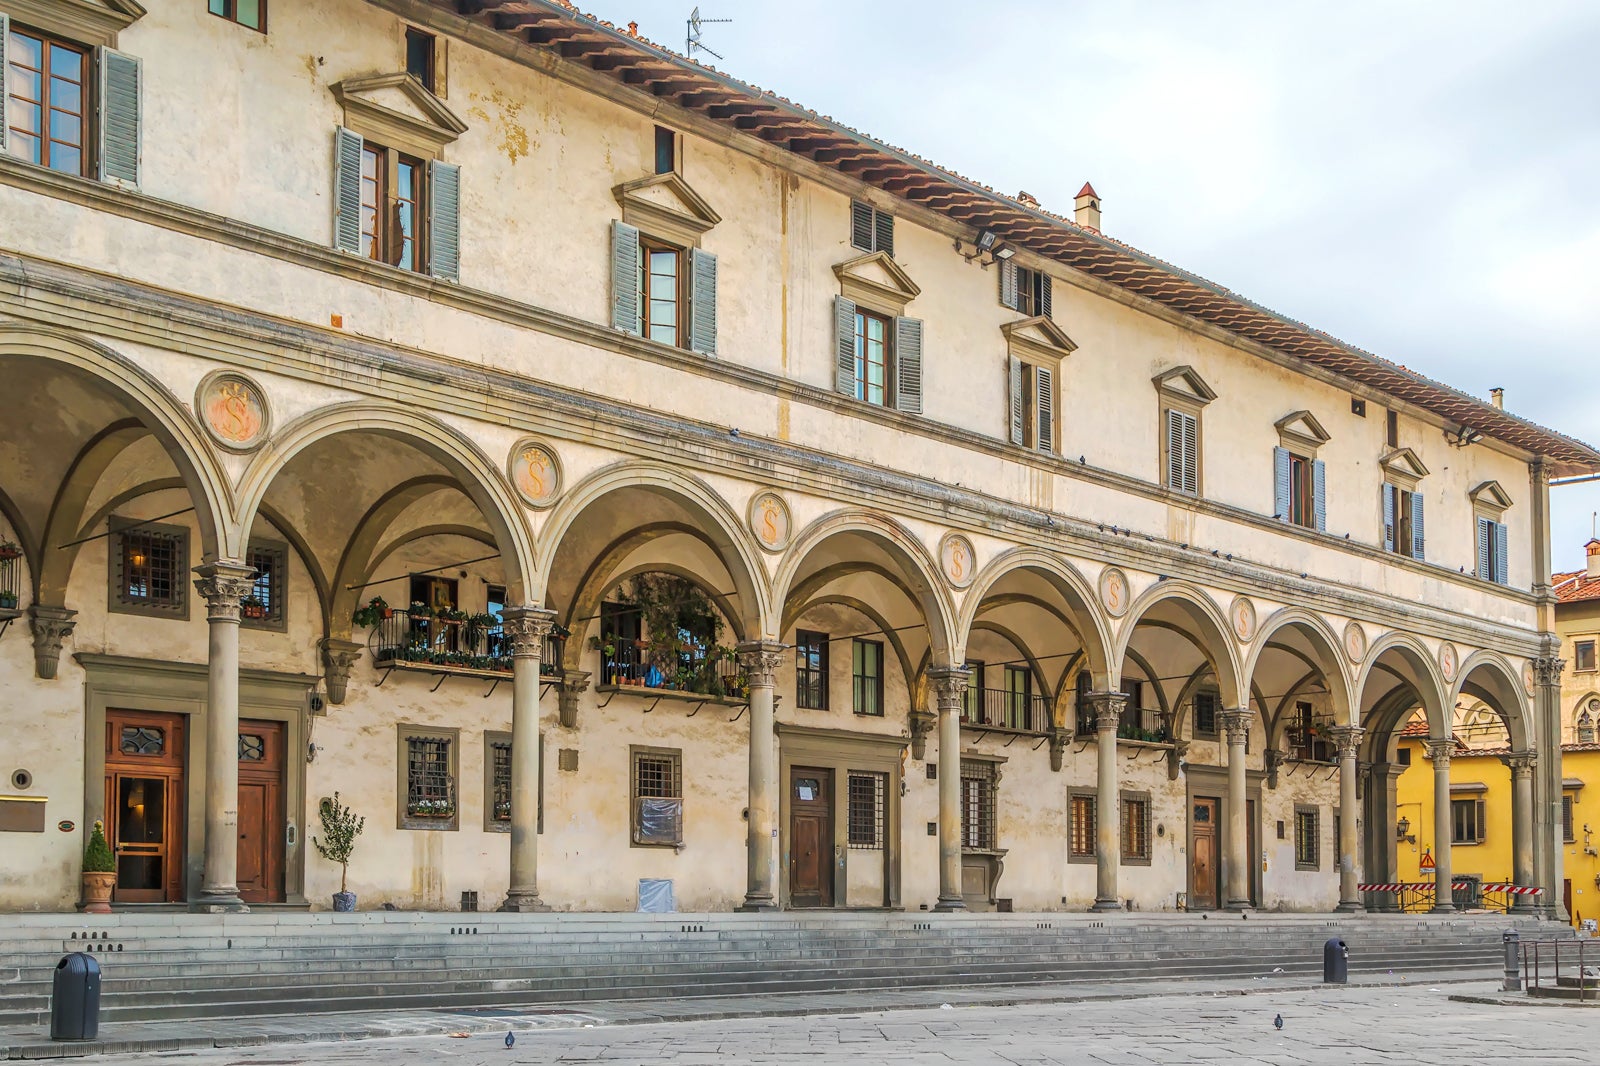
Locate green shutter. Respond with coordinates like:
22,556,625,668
688,247,718,356
428,160,461,282
834,296,857,396
893,316,923,414
333,127,364,254
610,221,641,335
98,48,142,187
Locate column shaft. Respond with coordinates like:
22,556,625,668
1331,726,1364,912
1089,692,1127,912
931,667,971,912
500,607,554,912
193,561,255,912
1427,739,1455,912
737,642,785,911
1504,753,1537,910
1221,709,1252,911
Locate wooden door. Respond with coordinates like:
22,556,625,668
1189,796,1219,910
789,768,834,908
236,720,286,904
104,710,187,903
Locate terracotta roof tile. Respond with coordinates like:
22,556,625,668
1554,570,1600,605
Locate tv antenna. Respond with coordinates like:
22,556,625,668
686,7,732,61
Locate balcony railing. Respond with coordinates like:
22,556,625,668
1072,701,1172,743
371,614,564,676
599,640,747,700
962,687,1051,733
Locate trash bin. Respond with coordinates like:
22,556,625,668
1322,937,1348,984
50,952,101,1041
1502,929,1521,992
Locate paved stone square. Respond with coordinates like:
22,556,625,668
83,983,1593,1066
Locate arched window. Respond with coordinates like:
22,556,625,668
1578,701,1598,744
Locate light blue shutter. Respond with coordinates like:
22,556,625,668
1477,517,1492,578
1273,447,1291,521
999,259,1019,310
1312,459,1326,532
1382,487,1396,552
427,160,461,282
98,49,142,187
834,296,857,396
1493,522,1509,585
1009,358,1025,446
1040,274,1053,319
1410,492,1425,560
333,127,364,254
1035,364,1054,454
610,221,641,335
688,247,718,355
894,316,923,414
0,17,9,156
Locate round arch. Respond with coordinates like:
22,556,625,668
1242,607,1355,725
235,402,536,602
955,547,1114,689
1356,631,1451,739
772,510,956,663
1452,650,1534,751
1112,580,1244,709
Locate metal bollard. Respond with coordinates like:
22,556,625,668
1503,929,1521,992
1323,937,1348,984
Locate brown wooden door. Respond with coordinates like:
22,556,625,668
1189,796,1219,910
789,768,834,908
104,710,187,903
237,720,285,904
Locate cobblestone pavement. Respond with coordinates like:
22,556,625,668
76,982,1593,1066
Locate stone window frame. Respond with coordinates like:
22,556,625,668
1153,365,1216,497
1119,789,1152,866
1067,789,1097,864
108,517,190,620
3,0,143,49
241,538,287,632
1293,804,1320,870
396,725,459,832
1450,795,1486,846
1575,640,1598,675
959,756,1003,853
630,744,683,848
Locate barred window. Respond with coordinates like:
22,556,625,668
795,630,829,710
490,739,512,824
852,639,884,716
960,760,996,850
242,540,286,628
847,771,886,849
400,730,457,830
631,747,683,846
111,521,188,616
1070,794,1096,859
1120,795,1151,862
1294,806,1320,869
1192,690,1219,739
1563,795,1576,843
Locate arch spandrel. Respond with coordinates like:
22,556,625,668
1452,649,1534,751
1113,579,1244,709
1242,607,1356,727
955,547,1114,690
1356,631,1452,740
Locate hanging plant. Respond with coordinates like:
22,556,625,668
623,573,727,692
351,596,391,628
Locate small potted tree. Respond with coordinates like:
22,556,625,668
312,792,365,912
81,820,116,914
351,595,390,628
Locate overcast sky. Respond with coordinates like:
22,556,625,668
608,1,1600,570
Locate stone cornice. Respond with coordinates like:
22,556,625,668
0,248,1541,657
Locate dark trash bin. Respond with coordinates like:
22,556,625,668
1323,937,1348,984
50,952,101,1041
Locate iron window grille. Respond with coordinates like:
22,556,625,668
1192,690,1219,739
1120,796,1151,862
1294,806,1320,869
632,747,683,846
242,541,286,629
959,760,997,851
404,734,456,825
238,733,265,761
120,726,164,756
490,739,512,824
795,630,829,710
1069,794,1096,859
847,771,886,850
110,520,187,617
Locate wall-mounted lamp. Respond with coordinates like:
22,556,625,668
954,230,1013,267
1444,424,1483,448
1396,816,1414,843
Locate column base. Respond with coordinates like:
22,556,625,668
933,896,967,913
1224,899,1254,913
498,891,549,913
737,892,778,912
1430,903,1456,914
1090,898,1123,912
1334,900,1366,913
190,890,248,914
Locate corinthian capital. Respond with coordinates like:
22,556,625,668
1083,691,1127,734
927,665,971,712
28,604,77,680
500,606,556,659
735,641,786,689
1533,656,1566,688
1219,709,1252,746
1499,750,1537,777
1423,738,1455,766
193,560,257,622
1328,725,1365,760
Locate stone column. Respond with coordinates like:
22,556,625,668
1533,653,1567,920
1425,738,1455,912
1502,751,1538,910
499,606,555,912
1087,691,1128,912
1330,725,1365,912
192,560,255,912
1220,709,1253,912
930,666,971,912
737,641,786,911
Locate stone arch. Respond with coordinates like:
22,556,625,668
955,548,1114,689
235,402,536,603
773,510,956,664
1356,631,1451,740
1112,580,1244,709
1452,650,1533,751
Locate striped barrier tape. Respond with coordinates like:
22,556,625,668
1358,882,1543,895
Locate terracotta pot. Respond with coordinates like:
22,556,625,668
81,871,115,914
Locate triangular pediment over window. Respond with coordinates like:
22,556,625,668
332,74,467,156
833,251,921,315
1380,447,1430,487
1470,480,1514,517
1001,315,1077,366
1152,365,1217,406
613,172,722,248
6,0,145,45
1274,410,1331,452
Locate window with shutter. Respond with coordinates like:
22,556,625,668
1492,521,1509,585
1008,358,1025,446
98,49,141,187
1409,491,1426,560
1034,364,1053,454
688,247,718,355
427,160,460,282
337,133,431,273
849,199,894,255
1165,408,1199,495
611,220,641,334
1383,484,1420,558
893,316,923,414
3,25,91,177
833,295,857,396
999,259,1019,310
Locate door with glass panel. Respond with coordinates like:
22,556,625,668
103,710,187,903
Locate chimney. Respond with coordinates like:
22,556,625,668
1587,539,1600,581
1074,183,1101,231
1490,387,1504,410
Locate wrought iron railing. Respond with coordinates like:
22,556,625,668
1523,938,1598,1001
962,687,1051,733
599,640,746,699
371,614,564,676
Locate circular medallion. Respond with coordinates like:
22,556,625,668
1229,596,1256,643
508,439,562,508
747,491,793,553
196,372,269,451
1523,662,1536,697
1437,641,1459,683
939,532,976,590
1099,566,1130,618
1343,621,1368,664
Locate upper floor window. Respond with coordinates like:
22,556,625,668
1272,411,1329,531
1451,796,1485,845
854,307,890,406
361,142,424,271
639,236,683,346
1379,448,1428,560
333,125,459,281
1470,481,1513,585
654,124,678,174
609,220,718,355
831,297,923,413
1153,366,1215,497
1563,793,1576,843
999,261,1053,318
1575,641,1596,674
850,199,894,256
1008,358,1055,455
242,540,286,630
795,629,829,710
404,26,436,92
3,26,86,175
1192,690,1219,740
110,519,188,618
1579,703,1598,745
852,638,883,716
1002,665,1033,732
208,0,265,32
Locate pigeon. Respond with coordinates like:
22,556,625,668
1274,1014,1283,1030
505,1031,515,1048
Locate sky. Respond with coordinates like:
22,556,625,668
602,1,1600,570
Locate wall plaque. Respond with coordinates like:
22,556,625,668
748,491,792,553
508,438,562,508
196,372,270,451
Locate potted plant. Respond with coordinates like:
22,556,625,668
312,792,365,912
438,606,467,626
351,595,390,628
0,539,21,561
0,591,17,610
406,601,433,622
240,595,269,620
81,820,116,914
464,611,497,648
